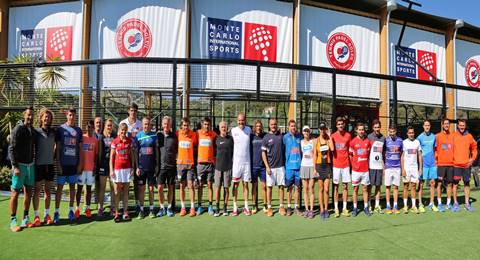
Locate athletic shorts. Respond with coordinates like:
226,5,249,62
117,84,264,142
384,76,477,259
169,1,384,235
369,169,382,187
251,167,266,183
454,167,471,184
158,168,176,186
352,171,370,186
77,171,94,186
285,169,301,187
177,164,195,182
316,164,332,181
197,164,215,183
137,170,156,186
438,166,454,183
300,166,315,180
11,163,35,190
332,167,351,184
35,164,55,182
384,168,401,187
422,166,437,180
57,165,78,185
97,166,110,177
266,167,285,187
403,167,419,184
232,162,251,183
214,169,232,188
112,168,132,183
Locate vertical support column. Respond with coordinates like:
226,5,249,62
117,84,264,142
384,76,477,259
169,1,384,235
331,72,336,130
0,0,9,60
172,62,178,130
379,7,389,134
445,25,456,126
144,91,152,116
288,0,299,121
80,0,93,128
183,0,191,118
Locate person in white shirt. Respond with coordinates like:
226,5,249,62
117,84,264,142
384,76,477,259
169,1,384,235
401,126,423,214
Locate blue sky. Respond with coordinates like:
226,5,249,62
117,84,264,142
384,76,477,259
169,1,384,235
407,0,480,27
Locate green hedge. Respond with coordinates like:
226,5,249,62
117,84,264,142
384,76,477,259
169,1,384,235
0,166,11,191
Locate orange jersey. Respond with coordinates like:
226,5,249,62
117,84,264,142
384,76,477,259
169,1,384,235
197,130,217,164
453,131,478,168
176,129,198,165
435,132,454,166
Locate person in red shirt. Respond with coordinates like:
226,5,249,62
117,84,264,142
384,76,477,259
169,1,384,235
331,117,352,217
196,117,217,216
452,119,478,212
177,117,198,217
435,118,454,211
110,123,136,222
349,122,371,217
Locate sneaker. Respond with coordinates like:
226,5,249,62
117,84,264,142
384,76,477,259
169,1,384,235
243,207,251,216
286,207,292,216
465,203,475,212
385,206,392,215
97,208,104,218
320,211,325,220
214,210,220,217
341,209,351,217
411,206,419,214
364,207,371,217
352,208,358,217
325,210,330,219
251,208,257,215
402,206,409,214
208,205,214,216
196,206,203,216
135,204,141,214
68,210,76,222
10,218,21,232
279,207,287,216
262,207,268,214
32,216,41,227
223,209,229,216
74,208,80,220
231,209,239,217
303,210,309,218
418,204,426,213
393,206,400,214
447,204,454,211
180,208,187,217
157,208,166,218
334,209,340,218
308,210,315,219
137,210,145,219
294,207,302,216
167,208,174,217
374,206,383,214
267,208,273,217
149,211,156,219
85,208,92,218
109,209,116,217
123,214,130,221
189,208,196,217
453,203,460,212
53,212,60,224
20,216,32,228
438,203,446,213
44,215,53,225
430,204,439,212
114,213,121,223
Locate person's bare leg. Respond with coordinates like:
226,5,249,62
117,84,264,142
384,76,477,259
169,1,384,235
353,186,359,208
44,181,51,214
123,183,130,216
318,180,324,213
279,186,285,208
55,184,63,211
10,189,19,217
33,182,42,215
208,181,213,206
385,186,391,208
342,183,349,210
452,183,458,205
85,185,92,208
262,182,267,209
302,179,309,211
188,180,195,208
167,184,174,208
69,183,76,208
98,176,106,211
464,183,471,205
76,184,83,208
243,181,249,210
252,181,258,210
323,179,330,212
429,179,435,205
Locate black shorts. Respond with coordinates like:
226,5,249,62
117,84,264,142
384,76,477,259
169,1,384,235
369,169,382,187
158,168,176,186
35,164,55,182
137,170,156,186
438,166,454,183
197,164,215,183
96,166,110,177
315,164,332,181
454,167,471,184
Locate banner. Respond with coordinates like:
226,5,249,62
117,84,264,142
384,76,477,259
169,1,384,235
298,5,380,99
389,24,445,105
191,0,292,93
90,0,186,90
8,1,83,90
456,39,480,109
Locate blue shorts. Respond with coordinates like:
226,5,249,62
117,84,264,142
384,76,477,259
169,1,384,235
422,166,437,180
57,165,78,185
285,169,301,187
251,167,266,183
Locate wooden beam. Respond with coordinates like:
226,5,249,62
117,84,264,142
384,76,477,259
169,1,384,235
80,0,92,128
378,6,388,135
183,0,191,119
9,0,72,7
445,24,456,127
288,0,299,122
0,0,8,60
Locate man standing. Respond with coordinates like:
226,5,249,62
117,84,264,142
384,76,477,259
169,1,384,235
401,126,422,214
9,106,36,232
283,120,302,216
94,116,103,138
416,120,438,212
214,121,234,217
231,113,252,216
55,108,83,223
262,118,285,217
196,117,217,216
367,119,385,214
435,118,454,212
157,116,178,217
331,117,352,217
177,117,198,217
349,122,371,217
250,120,266,214
384,125,403,214
452,119,477,212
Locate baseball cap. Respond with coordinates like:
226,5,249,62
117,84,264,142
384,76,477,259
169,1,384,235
302,125,310,132
318,122,327,130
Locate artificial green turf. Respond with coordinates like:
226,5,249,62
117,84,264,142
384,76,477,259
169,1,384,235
1,190,480,260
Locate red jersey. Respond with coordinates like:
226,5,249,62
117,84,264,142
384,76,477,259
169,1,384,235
349,136,371,172
331,131,352,168
111,137,133,170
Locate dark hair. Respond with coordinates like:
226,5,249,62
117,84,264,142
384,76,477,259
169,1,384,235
441,118,450,124
423,119,431,124
181,117,190,124
336,117,344,124
389,124,397,130
128,103,138,110
288,119,296,126
86,120,95,128
254,119,263,126
67,107,76,114
25,106,34,111
458,119,467,124
407,126,415,131
355,122,364,129
203,117,211,124
372,119,381,127
142,116,151,121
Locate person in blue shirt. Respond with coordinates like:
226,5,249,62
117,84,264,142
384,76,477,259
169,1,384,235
135,117,158,219
416,120,438,213
250,120,266,214
55,108,83,223
283,119,302,216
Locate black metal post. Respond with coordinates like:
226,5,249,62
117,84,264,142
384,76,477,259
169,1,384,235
331,72,337,130
172,62,177,131
393,79,398,127
96,63,101,117
256,64,261,100
442,84,447,119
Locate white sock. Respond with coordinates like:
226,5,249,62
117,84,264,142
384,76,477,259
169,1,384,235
245,201,249,209
353,203,357,209
55,208,59,213
140,206,144,211
168,204,172,209
190,202,194,208
375,199,380,208
447,198,451,205
160,204,165,209
44,209,49,216
294,204,299,209
233,202,238,211
437,198,442,205
394,202,398,208
280,203,284,208
386,202,391,208
428,202,433,206
411,198,416,207
403,199,408,207
69,207,73,211
150,205,154,211
334,201,338,210
268,204,272,209
287,204,291,209
343,201,347,210
364,203,368,209
34,210,39,217
180,201,185,208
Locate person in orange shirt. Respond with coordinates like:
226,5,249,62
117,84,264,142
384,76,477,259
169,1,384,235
452,119,478,212
435,118,454,212
177,117,198,217
196,117,217,216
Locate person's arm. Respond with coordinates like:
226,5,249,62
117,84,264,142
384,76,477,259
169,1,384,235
327,137,334,152
109,147,116,179
155,134,161,176
8,126,20,176
135,138,141,176
418,150,423,175
401,146,406,177
470,136,478,166
131,145,136,177
77,141,83,175
262,150,271,175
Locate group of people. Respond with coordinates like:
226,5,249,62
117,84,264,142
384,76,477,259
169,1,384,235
7,103,478,232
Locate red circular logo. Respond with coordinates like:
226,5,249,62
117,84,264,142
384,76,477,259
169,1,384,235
115,18,152,58
465,59,480,88
326,32,356,70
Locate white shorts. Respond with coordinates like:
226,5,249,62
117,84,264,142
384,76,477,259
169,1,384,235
332,167,351,184
352,171,370,186
77,171,94,186
232,162,251,183
266,167,285,187
403,167,419,184
385,168,401,187
113,168,132,183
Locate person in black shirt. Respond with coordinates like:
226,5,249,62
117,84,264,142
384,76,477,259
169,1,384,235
96,119,117,217
157,116,178,217
250,120,266,214
213,121,234,217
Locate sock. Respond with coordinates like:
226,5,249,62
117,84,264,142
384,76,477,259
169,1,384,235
287,204,291,209
447,198,451,205
403,199,408,207
24,210,29,218
209,201,212,206
34,210,39,217
223,204,227,211
394,202,398,208
216,203,220,210
375,199,380,208
334,201,339,210
69,207,73,212
280,203,284,208
364,203,368,209
233,202,238,211
44,209,49,216
411,198,416,207
160,204,165,209
140,206,144,211
353,203,357,209
11,214,16,220
268,204,272,209
180,201,185,208
86,205,90,209
150,205,154,211
168,204,172,209
428,202,433,207
294,204,299,209
386,202,391,208
343,201,347,210
190,202,194,208
437,198,442,205
55,208,59,213
244,201,249,209
197,202,202,208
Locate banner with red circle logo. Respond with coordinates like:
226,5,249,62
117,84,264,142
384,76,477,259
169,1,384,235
456,39,480,109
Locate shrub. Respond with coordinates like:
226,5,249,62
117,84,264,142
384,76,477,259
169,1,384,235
0,166,12,191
